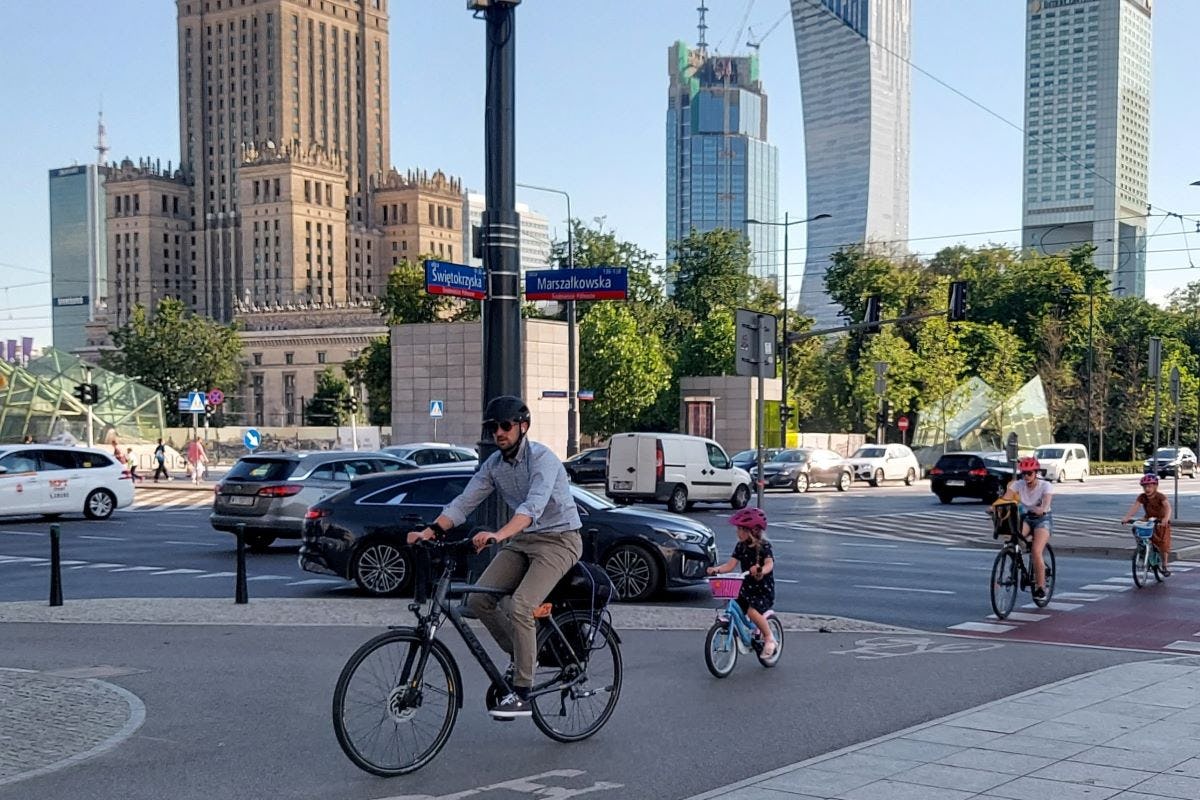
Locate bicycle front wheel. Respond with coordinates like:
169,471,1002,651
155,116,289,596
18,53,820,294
332,629,460,776
990,548,1019,619
705,620,738,678
531,611,623,743
1133,542,1152,588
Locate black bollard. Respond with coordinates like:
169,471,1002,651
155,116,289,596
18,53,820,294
235,523,248,604
49,523,63,607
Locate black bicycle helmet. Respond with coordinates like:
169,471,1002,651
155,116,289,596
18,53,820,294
483,395,531,425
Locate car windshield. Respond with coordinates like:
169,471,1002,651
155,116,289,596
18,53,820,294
1154,448,1178,458
937,454,979,470
853,447,886,459
383,447,415,459
771,451,807,463
732,450,755,461
226,458,299,481
1035,447,1064,459
984,457,1011,469
572,485,616,510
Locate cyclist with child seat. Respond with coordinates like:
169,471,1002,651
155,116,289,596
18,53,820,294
707,507,777,657
1121,473,1172,577
993,456,1054,599
408,395,582,720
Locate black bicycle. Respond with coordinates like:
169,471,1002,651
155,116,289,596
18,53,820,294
989,503,1056,619
332,537,624,776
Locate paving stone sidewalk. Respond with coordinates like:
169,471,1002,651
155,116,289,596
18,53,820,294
688,658,1200,800
0,668,144,790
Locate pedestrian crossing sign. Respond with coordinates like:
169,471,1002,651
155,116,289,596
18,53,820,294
186,391,206,413
429,400,444,418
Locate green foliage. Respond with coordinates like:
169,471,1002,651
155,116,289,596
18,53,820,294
306,367,350,426
668,228,754,321
578,303,672,437
343,339,391,425
102,298,244,426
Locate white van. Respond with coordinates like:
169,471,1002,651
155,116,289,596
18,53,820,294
1033,443,1089,482
605,433,752,513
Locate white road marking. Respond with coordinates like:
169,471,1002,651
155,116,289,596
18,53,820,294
854,584,955,595
837,558,914,566
246,575,290,582
948,622,1016,634
1022,601,1082,611
108,566,165,572
988,611,1048,622
79,535,126,541
1164,641,1200,653
193,572,236,579
1053,592,1103,601
163,540,223,547
70,563,124,569
1104,577,1135,584
840,543,900,549
1080,584,1130,592
0,530,45,537
944,547,992,552
774,578,799,584
286,578,343,586
149,568,206,576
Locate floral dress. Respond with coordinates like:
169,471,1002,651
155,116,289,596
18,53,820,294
733,540,775,614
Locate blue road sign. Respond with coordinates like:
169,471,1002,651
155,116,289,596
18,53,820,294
525,267,628,301
425,260,486,300
185,391,207,413
429,400,444,418
244,429,261,450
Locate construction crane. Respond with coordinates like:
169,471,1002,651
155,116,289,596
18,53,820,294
746,9,790,52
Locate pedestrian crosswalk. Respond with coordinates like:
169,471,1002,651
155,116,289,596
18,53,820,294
0,552,342,587
126,488,214,513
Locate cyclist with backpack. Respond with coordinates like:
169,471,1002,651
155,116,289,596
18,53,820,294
995,456,1054,599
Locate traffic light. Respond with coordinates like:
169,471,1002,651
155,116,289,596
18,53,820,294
72,383,101,405
864,295,881,334
948,281,969,322
779,405,794,424
342,395,360,413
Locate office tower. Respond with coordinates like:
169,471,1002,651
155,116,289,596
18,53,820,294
666,40,780,284
463,192,552,274
49,163,110,351
375,168,465,281
1021,0,1151,296
791,0,911,326
176,0,390,320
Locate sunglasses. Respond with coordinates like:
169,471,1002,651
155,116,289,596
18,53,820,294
483,420,519,435
1020,470,1037,477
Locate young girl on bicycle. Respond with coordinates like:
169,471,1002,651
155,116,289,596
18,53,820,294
1122,473,1172,576
707,507,777,657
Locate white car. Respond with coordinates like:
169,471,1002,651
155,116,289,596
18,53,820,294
0,444,135,520
849,444,921,486
1034,443,1089,482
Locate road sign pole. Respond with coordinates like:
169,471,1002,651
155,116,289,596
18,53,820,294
756,315,766,510
351,409,358,452
85,367,94,448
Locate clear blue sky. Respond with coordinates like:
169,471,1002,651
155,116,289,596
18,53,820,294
2,0,1199,347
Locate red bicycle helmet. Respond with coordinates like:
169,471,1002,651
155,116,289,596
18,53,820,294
1140,473,1160,486
729,506,768,532
1017,456,1041,474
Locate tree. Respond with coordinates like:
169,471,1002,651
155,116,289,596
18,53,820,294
306,367,350,426
577,303,672,437
676,309,737,377
343,339,391,425
102,298,244,425
668,228,754,322
376,258,456,324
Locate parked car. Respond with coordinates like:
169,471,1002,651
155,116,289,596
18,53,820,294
564,447,607,484
210,451,413,550
849,444,920,486
605,433,752,513
299,465,718,601
0,445,134,520
1143,446,1197,478
1033,443,1089,482
929,451,1013,504
749,448,853,493
730,448,783,471
379,442,478,467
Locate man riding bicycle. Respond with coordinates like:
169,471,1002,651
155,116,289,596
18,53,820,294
994,455,1053,599
408,395,582,719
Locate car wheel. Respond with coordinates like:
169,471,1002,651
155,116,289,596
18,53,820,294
245,534,275,552
603,545,661,602
83,489,116,520
1056,472,1064,483
666,485,688,514
904,468,916,486
837,471,851,492
870,469,884,487
937,493,953,505
352,541,412,597
1079,469,1087,483
730,484,750,509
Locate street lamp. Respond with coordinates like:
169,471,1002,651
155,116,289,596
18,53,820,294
744,213,831,445
1059,287,1095,460
517,182,579,456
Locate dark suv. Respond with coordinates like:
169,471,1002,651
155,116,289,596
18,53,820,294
929,452,1013,504
1143,447,1198,478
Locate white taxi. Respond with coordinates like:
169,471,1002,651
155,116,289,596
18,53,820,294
0,445,135,520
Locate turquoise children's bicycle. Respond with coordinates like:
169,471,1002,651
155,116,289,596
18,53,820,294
1129,518,1165,588
704,573,784,678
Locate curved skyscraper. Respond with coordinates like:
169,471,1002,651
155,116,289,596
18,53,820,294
791,0,910,326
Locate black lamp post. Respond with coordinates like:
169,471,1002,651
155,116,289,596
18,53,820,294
744,213,831,444
1060,286,1096,460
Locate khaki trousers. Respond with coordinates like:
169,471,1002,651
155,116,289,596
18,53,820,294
466,531,582,689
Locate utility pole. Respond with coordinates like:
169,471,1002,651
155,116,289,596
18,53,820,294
1150,336,1162,455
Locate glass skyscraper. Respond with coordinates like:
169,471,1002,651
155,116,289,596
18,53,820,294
791,0,911,326
666,42,780,284
1021,0,1151,297
48,164,109,352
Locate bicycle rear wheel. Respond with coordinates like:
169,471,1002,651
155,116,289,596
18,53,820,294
756,616,784,668
1132,542,1152,588
1034,544,1056,607
332,629,460,776
530,611,623,743
990,548,1019,619
705,621,738,678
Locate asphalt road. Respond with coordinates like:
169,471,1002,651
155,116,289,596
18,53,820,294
0,624,1153,800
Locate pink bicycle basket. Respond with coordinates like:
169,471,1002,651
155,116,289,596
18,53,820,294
708,575,744,599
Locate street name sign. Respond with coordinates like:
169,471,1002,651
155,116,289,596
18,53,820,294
524,267,628,301
425,260,486,300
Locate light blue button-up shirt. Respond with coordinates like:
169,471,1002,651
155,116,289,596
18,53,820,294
440,438,581,533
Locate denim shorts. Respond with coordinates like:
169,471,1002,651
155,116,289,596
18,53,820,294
1023,511,1052,533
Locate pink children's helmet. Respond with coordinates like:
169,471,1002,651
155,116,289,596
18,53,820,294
728,506,768,532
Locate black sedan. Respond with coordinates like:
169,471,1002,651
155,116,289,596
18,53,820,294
749,448,852,492
299,465,718,602
564,447,607,484
929,452,1013,504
